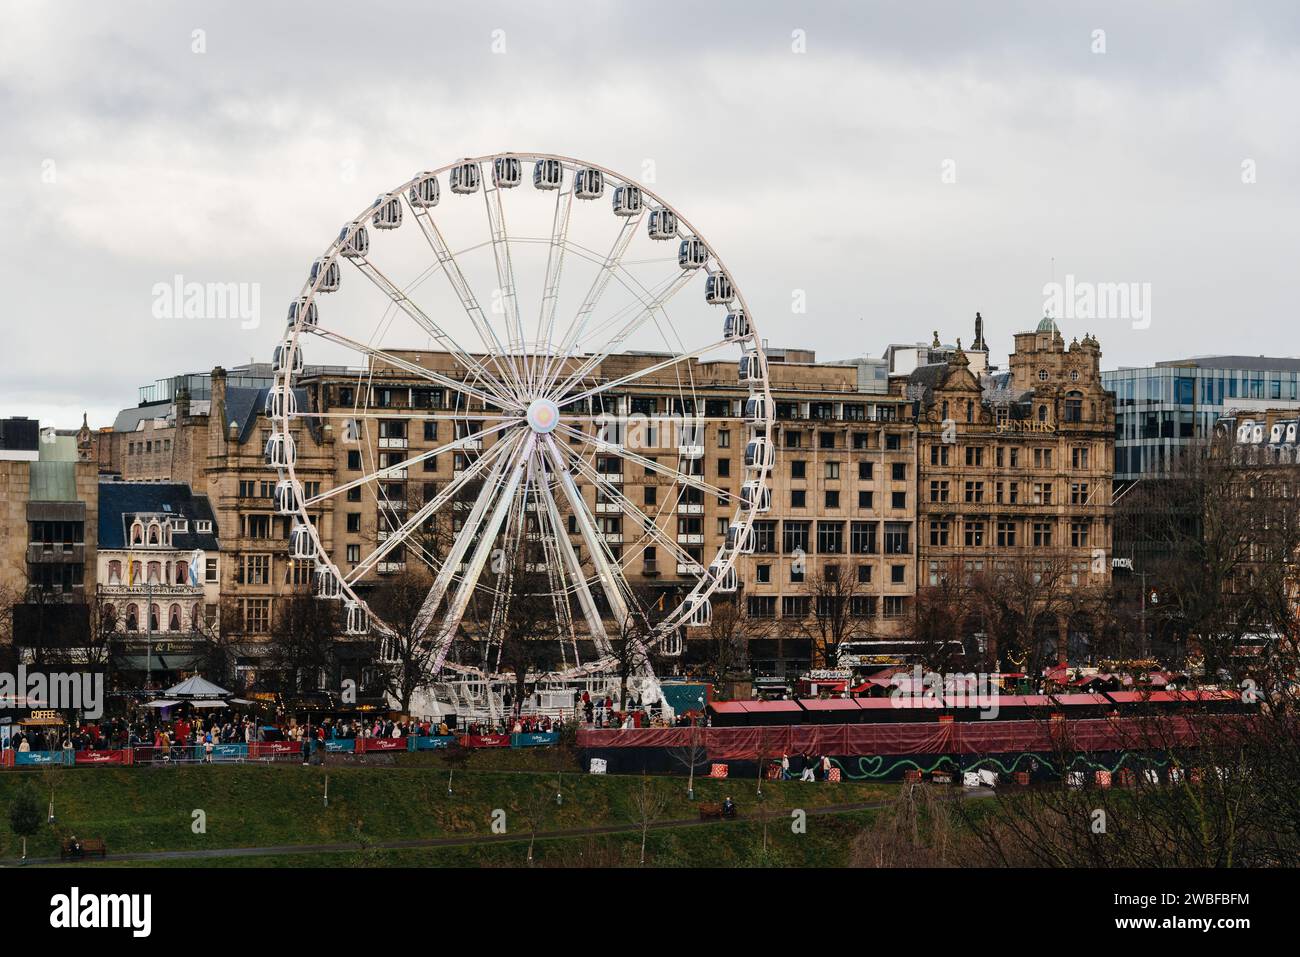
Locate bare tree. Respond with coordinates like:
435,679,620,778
630,772,670,865
793,565,868,668
969,552,1075,675
265,588,341,698
907,557,980,672
368,566,440,714
851,782,956,867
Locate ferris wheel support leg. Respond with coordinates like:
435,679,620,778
534,452,611,656
541,437,631,626
410,437,518,643
429,435,537,672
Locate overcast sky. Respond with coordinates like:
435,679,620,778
2,1,1298,429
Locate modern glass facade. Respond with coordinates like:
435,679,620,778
1103,358,1300,479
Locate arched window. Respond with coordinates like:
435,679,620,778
149,604,160,632
148,523,160,545
130,561,142,585
966,400,974,423
126,604,139,631
108,560,122,585
1064,391,1083,423
168,603,182,631
941,401,949,421
1038,404,1048,423
175,562,187,585
130,523,143,545
147,561,162,584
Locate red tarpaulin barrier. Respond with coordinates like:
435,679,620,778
577,716,1224,760
459,734,511,748
74,749,129,765
356,737,406,752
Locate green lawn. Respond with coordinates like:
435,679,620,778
0,757,894,866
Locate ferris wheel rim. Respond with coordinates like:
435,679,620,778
273,152,775,678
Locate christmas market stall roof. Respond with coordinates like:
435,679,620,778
165,675,230,698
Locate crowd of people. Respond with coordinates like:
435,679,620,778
578,690,704,729
0,682,704,757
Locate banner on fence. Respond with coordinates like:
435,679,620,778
459,734,510,749
409,735,455,751
74,749,128,765
357,737,406,753
511,732,560,748
16,750,73,766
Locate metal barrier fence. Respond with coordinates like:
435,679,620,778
0,732,561,769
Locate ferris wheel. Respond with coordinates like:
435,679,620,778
267,153,774,687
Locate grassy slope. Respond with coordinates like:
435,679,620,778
0,758,893,865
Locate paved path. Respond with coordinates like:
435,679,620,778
20,788,995,866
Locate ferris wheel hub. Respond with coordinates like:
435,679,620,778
525,397,561,434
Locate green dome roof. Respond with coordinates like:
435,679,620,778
1036,316,1060,334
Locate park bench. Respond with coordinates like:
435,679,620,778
698,802,738,821
59,837,107,860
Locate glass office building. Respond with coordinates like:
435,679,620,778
1103,356,1300,480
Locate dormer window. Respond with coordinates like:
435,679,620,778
196,520,212,534
171,518,188,533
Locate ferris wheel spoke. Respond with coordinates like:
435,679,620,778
343,251,518,406
343,437,514,585
555,422,736,505
427,435,538,671
532,447,612,653
538,210,644,394
406,434,522,645
558,336,734,410
533,186,575,393
308,326,514,411
482,177,531,391
546,269,696,400
302,418,519,507
548,437,702,570
407,199,528,402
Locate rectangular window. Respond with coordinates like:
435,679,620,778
825,461,841,480
858,490,874,509
817,521,844,554
783,521,810,554
929,520,949,547
858,461,874,480
850,522,877,554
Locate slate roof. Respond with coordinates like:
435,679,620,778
112,402,172,433
97,481,220,550
223,385,315,444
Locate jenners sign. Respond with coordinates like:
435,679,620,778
996,420,1056,433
